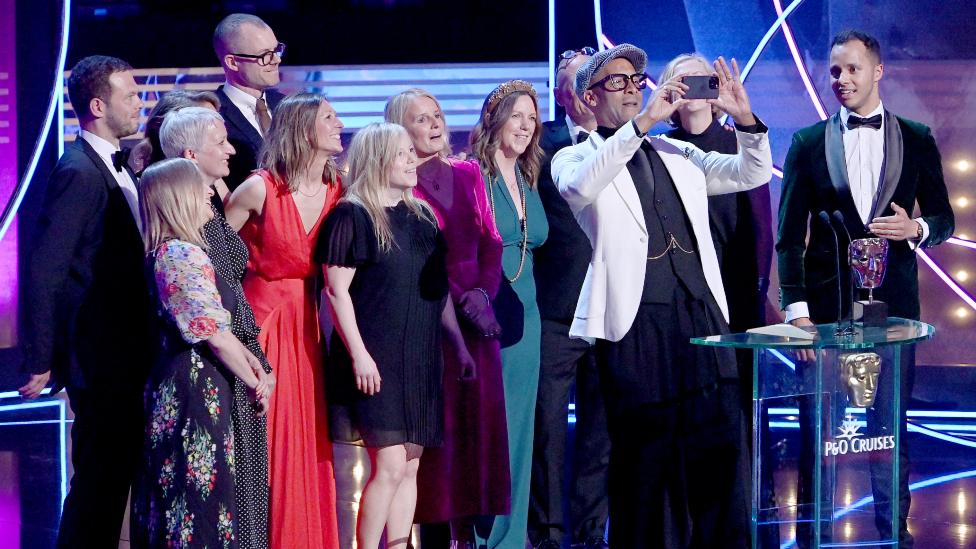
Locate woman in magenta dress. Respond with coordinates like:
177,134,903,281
224,93,344,549
384,89,511,545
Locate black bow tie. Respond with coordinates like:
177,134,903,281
111,148,131,173
575,130,589,144
847,114,882,130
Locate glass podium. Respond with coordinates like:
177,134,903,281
692,318,934,548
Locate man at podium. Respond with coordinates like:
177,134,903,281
776,29,954,546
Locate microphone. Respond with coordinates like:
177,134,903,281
818,211,844,329
831,211,856,332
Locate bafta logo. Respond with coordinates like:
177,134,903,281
841,352,881,408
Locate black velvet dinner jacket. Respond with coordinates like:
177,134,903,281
776,110,954,322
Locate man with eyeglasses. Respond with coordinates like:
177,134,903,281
551,43,771,547
529,45,611,549
213,13,286,191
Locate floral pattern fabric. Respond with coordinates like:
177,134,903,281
131,239,240,549
154,240,231,343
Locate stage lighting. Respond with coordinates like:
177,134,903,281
957,196,970,208
957,270,970,282
955,307,970,319
957,159,972,173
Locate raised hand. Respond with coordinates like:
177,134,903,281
637,75,689,131
708,57,756,126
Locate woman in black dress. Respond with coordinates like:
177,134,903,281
316,122,475,549
158,106,276,549
132,158,272,547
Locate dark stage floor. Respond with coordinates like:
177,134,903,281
1,364,975,548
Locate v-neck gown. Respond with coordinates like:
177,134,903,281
239,169,342,549
477,171,548,549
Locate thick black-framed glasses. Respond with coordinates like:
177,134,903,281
231,43,286,66
588,72,650,92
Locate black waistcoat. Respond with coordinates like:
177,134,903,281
627,140,711,303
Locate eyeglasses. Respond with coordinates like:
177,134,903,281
557,47,597,71
587,72,650,92
560,47,597,60
231,43,286,66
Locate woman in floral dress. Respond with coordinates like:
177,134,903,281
132,158,271,548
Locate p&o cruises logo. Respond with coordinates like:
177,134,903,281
823,414,895,456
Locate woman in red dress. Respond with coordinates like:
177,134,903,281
224,92,344,549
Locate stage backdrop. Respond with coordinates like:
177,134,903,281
597,0,976,367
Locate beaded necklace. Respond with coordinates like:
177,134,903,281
487,165,529,283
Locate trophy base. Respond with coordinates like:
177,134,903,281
853,300,888,327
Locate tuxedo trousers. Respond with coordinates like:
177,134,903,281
57,385,144,548
528,319,611,545
595,290,749,548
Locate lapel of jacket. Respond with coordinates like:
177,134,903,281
75,137,142,234
218,86,264,152
824,112,862,227
873,110,904,218
76,137,121,190
587,132,646,234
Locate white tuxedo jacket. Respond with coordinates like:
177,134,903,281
551,121,772,342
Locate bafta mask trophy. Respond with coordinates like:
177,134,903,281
850,237,889,327
840,352,882,407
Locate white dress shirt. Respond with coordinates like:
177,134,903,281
223,82,272,136
79,130,141,232
784,102,929,322
565,114,589,145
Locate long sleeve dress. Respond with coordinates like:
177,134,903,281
133,240,239,548
413,159,512,522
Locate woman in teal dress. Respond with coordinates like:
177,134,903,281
470,80,549,549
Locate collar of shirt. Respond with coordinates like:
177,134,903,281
840,101,885,132
79,129,122,165
223,82,262,113
79,129,143,232
565,114,589,144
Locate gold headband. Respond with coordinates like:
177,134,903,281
485,80,537,114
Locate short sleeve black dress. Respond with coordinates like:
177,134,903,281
315,200,448,448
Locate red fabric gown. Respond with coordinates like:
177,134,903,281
413,158,512,522
239,169,342,549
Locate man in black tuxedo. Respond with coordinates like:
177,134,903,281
777,30,954,547
529,47,610,549
21,55,152,548
212,13,285,191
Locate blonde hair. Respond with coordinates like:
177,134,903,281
657,53,723,127
469,85,544,188
139,158,210,252
384,88,453,157
259,92,339,193
343,122,436,252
